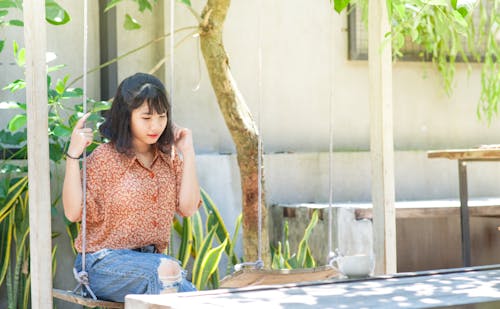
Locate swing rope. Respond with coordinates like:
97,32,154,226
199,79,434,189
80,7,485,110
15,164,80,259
72,0,98,300
326,7,337,266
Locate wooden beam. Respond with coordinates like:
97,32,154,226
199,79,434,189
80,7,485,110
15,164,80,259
368,0,397,275
23,1,53,308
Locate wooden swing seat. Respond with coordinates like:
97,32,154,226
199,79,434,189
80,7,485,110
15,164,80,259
219,265,339,288
52,288,124,308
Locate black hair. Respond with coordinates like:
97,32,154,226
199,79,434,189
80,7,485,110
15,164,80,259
99,72,174,154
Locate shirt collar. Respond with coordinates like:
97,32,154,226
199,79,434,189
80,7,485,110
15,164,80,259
121,145,174,170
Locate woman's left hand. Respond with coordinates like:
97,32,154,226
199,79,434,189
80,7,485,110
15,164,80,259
173,125,194,155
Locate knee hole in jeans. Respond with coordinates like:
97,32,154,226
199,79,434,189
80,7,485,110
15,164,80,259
158,258,182,294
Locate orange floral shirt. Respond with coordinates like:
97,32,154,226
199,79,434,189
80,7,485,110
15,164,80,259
74,143,186,253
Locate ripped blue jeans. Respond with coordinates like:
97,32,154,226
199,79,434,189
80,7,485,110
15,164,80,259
73,247,196,302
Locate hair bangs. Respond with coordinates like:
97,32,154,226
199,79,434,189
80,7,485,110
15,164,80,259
130,83,168,115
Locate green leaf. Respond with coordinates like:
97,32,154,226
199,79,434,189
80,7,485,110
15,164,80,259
201,188,237,265
90,100,111,112
8,114,26,132
457,7,469,18
124,13,141,30
0,0,17,9
7,19,22,26
55,79,66,95
3,79,25,92
177,0,191,6
45,0,70,25
0,40,4,53
52,124,72,137
0,214,13,286
0,129,26,146
451,0,457,9
62,88,83,99
196,239,227,290
178,217,192,268
296,210,319,268
49,142,64,162
135,0,153,12
48,64,66,73
0,10,8,17
192,211,203,252
15,47,25,67
104,0,123,12
192,225,217,290
333,0,349,13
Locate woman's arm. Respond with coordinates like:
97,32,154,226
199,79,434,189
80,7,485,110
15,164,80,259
174,126,201,217
62,113,93,222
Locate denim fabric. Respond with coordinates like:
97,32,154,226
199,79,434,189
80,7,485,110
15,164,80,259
74,248,196,302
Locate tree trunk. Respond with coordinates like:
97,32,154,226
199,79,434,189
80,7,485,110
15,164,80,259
199,0,270,266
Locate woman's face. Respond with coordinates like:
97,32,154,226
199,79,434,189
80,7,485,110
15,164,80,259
130,101,168,151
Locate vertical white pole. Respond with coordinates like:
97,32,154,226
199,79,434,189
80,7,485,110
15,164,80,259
369,0,397,274
23,0,53,307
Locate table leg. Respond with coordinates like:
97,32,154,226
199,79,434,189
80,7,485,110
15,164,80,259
458,160,471,267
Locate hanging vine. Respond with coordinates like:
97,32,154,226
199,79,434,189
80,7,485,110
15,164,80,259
337,0,500,122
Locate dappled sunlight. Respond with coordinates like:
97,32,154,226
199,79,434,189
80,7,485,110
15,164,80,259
133,266,500,308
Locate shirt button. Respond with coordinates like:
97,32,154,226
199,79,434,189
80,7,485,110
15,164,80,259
152,194,158,203
149,172,155,178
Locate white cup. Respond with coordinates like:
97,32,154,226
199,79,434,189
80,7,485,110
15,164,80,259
335,254,374,278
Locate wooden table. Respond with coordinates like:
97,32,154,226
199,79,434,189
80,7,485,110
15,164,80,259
125,265,500,308
427,147,500,267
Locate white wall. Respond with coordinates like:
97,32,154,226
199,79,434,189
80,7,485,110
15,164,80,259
2,0,500,268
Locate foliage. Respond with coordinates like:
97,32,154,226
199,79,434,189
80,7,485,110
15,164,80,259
172,189,243,290
343,0,500,122
0,0,70,54
0,34,108,307
271,210,319,270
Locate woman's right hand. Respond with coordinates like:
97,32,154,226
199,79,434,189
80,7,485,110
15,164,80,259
67,112,93,158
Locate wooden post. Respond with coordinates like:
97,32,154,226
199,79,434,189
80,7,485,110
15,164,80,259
23,0,53,308
368,0,397,274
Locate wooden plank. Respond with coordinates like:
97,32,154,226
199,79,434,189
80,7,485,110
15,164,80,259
219,266,339,288
53,289,124,308
23,1,52,308
368,0,397,275
428,148,500,160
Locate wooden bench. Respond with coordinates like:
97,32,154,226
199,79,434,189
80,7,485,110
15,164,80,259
52,289,124,308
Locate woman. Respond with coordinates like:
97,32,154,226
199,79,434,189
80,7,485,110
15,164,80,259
63,72,200,302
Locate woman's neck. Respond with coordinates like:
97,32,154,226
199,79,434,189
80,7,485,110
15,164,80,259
132,141,154,155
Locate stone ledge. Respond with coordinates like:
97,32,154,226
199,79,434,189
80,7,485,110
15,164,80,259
274,198,500,220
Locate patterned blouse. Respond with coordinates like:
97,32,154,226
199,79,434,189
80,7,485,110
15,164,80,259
74,142,185,253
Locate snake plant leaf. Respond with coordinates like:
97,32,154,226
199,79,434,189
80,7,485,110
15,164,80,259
192,224,217,289
201,188,238,265
195,238,227,290
0,214,13,285
296,210,319,268
0,177,27,223
192,210,203,253
304,247,316,268
178,217,193,268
